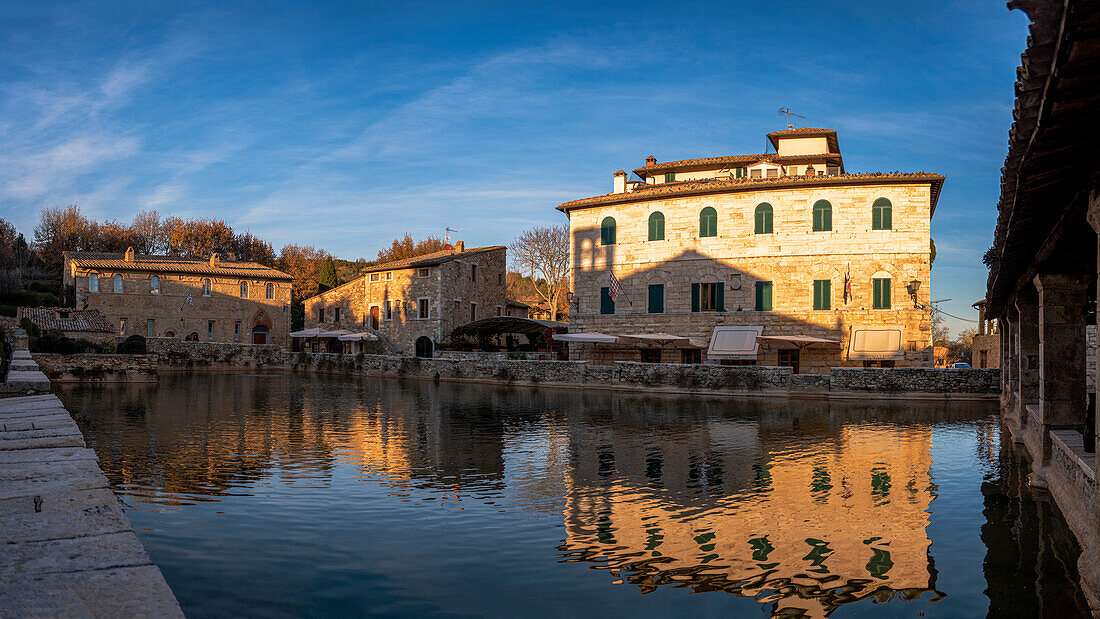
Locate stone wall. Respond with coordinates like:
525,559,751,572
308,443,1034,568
612,361,791,391
829,367,1001,393
32,353,157,382
145,338,287,368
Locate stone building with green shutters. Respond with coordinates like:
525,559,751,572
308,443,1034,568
557,128,941,373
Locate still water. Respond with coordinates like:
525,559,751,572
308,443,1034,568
57,372,1088,618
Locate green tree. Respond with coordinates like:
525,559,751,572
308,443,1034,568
317,256,339,293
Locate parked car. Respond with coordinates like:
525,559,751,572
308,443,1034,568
952,362,972,368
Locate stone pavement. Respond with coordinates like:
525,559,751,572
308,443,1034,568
2,348,50,394
0,394,183,617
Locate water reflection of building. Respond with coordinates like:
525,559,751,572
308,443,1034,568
560,412,939,618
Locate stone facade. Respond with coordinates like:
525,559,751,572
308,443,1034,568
561,174,938,373
32,353,157,382
63,249,292,347
303,244,507,355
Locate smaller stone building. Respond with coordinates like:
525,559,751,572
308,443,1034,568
304,242,507,356
970,299,1000,369
16,307,116,344
63,248,293,346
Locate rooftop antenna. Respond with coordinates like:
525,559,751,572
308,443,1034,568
778,107,805,130
444,227,458,246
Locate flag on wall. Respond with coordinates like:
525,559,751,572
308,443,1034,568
186,291,194,307
609,271,625,302
843,265,852,304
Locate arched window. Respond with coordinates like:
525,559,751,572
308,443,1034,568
699,207,717,237
266,283,275,300
113,274,123,293
601,217,616,245
872,198,893,230
754,203,773,234
812,200,832,232
150,275,160,293
648,212,665,241
872,276,892,309
88,273,99,293
202,278,212,297
239,281,248,298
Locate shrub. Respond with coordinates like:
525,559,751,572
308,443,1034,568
0,305,14,317
20,318,40,339
29,330,100,354
116,335,147,354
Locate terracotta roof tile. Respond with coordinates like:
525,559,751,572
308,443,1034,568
358,245,506,274
634,152,844,176
64,252,292,280
17,307,115,333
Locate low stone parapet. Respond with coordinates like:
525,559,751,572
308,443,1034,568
32,353,158,383
830,367,1001,394
612,362,791,392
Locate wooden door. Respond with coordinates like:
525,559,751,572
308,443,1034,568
370,306,380,330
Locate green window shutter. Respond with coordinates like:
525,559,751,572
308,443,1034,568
601,217,616,245
691,283,700,312
764,282,773,311
756,281,772,311
882,205,892,230
601,287,615,314
648,212,664,241
648,284,664,314
716,282,725,311
664,172,675,183
873,278,891,309
813,200,832,232
755,203,773,234
873,198,892,230
735,167,743,178
813,279,831,310
700,207,717,237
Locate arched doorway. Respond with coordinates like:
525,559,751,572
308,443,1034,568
165,330,176,338
415,336,433,358
370,306,380,330
252,325,270,345
249,309,273,345
185,332,199,341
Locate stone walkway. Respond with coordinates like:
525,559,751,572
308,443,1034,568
2,348,50,394
0,393,183,617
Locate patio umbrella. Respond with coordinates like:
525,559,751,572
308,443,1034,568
755,334,841,374
337,332,379,341
616,332,695,347
289,327,327,338
552,332,618,364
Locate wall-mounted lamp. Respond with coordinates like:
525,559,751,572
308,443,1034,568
566,291,577,308
906,280,921,308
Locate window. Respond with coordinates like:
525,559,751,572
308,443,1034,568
317,307,324,322
664,172,675,183
496,306,502,316
648,212,665,241
470,302,477,321
766,168,778,178
370,273,380,282
150,275,160,294
266,283,274,299
813,279,831,310
754,203,773,234
418,298,429,319
872,198,892,230
873,278,892,309
498,273,503,286
827,165,840,176
113,274,123,293
207,320,215,340
234,321,241,342
386,272,393,280
755,281,773,311
146,319,155,338
691,282,723,312
648,284,664,314
418,268,430,277
734,167,744,178
600,217,616,245
600,287,615,314
471,264,477,282
812,200,832,232
239,281,248,298
119,317,127,335
640,348,662,363
681,349,702,364
750,168,762,179
88,273,99,293
699,207,717,238
202,278,211,296
384,300,392,320
334,307,342,323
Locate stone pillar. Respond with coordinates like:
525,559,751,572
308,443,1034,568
1015,291,1040,421
1001,312,1015,402
1086,192,1100,469
1033,274,1088,430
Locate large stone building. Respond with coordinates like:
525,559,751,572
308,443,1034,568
557,127,942,372
62,248,293,346
303,242,506,356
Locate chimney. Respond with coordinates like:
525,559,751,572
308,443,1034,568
455,241,464,253
124,246,135,263
645,155,657,167
210,253,220,267
613,170,627,194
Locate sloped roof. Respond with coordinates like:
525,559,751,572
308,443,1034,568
17,307,115,333
634,152,844,177
64,252,292,280
358,245,505,274
558,172,945,215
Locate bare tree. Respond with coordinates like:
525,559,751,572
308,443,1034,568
510,225,569,322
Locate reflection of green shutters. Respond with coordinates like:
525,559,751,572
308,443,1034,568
648,212,664,241
872,198,892,230
648,284,664,314
600,287,615,314
813,279,831,310
872,278,891,309
755,203,773,234
755,281,773,311
691,283,700,312
699,207,717,237
812,200,832,231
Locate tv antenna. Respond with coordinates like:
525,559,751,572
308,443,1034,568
444,227,458,245
779,107,805,130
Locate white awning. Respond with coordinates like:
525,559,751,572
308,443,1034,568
289,328,327,338
706,326,762,360
338,332,379,342
553,332,618,344
848,326,905,361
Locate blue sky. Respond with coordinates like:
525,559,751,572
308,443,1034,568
0,1,1030,334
